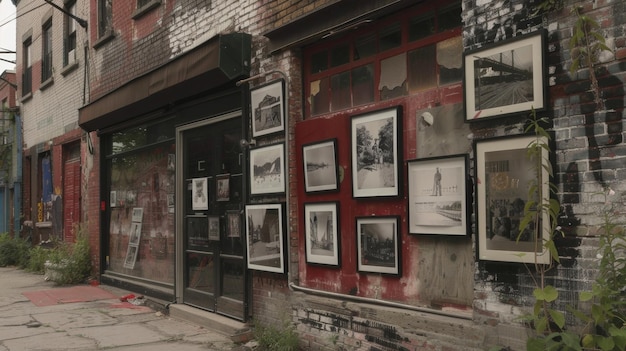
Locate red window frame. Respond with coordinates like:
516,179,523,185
303,0,462,119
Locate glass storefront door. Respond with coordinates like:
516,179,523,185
177,112,246,320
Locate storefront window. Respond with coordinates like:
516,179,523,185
106,121,175,284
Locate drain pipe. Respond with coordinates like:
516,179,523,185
289,283,472,320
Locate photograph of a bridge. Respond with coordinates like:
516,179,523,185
464,30,546,121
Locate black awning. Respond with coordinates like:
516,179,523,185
79,33,250,131
263,0,415,53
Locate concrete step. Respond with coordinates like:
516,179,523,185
168,304,252,342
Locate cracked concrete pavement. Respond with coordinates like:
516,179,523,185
0,266,242,350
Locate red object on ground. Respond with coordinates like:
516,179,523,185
22,286,117,307
119,294,135,302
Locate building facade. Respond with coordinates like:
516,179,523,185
14,0,626,350
0,70,21,237
15,0,89,248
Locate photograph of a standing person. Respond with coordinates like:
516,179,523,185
433,167,442,196
351,107,401,198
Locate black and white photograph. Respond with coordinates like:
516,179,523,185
187,216,209,247
464,30,546,121
351,106,402,198
250,143,285,196
415,103,472,158
110,191,117,208
304,202,340,267
245,203,285,273
191,177,209,210
356,216,400,275
408,155,469,236
250,80,285,137
129,222,142,245
131,207,143,223
303,139,339,193
216,174,230,202
227,210,241,238
476,135,551,264
123,245,138,269
208,215,220,241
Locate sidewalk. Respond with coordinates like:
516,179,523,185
0,266,248,350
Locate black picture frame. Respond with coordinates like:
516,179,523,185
245,203,286,273
463,30,547,122
356,216,401,276
250,79,285,138
351,106,402,198
304,202,340,267
302,139,339,193
407,154,470,236
475,134,552,264
249,143,286,196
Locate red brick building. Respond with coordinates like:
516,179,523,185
13,0,626,349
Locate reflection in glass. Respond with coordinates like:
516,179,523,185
221,257,244,300
310,78,330,116
409,14,435,42
379,53,407,100
437,36,463,85
408,45,437,93
187,253,215,292
331,44,350,67
352,64,375,106
331,72,351,111
354,34,376,60
379,23,401,52
311,50,328,73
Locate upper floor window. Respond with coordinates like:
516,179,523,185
42,20,53,83
304,2,462,118
63,1,77,66
97,0,112,39
133,0,161,19
22,38,32,96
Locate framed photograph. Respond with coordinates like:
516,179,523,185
187,216,208,247
216,174,230,202
129,222,142,245
407,154,469,236
131,207,144,222
191,177,209,210
208,215,220,241
476,134,551,264
227,210,241,238
110,191,117,208
356,216,401,275
123,245,138,269
245,203,285,273
464,30,546,121
249,143,286,196
302,139,339,193
304,202,340,267
351,106,402,198
250,80,285,137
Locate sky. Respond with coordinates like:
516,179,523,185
0,0,16,73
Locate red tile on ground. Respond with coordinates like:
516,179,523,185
22,286,117,307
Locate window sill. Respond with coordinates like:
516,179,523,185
132,0,161,20
36,221,52,228
61,61,79,76
93,30,115,49
20,92,32,103
40,77,54,91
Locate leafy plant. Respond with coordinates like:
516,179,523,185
0,233,30,268
518,110,572,350
26,245,51,273
253,318,299,351
569,6,612,110
46,225,92,285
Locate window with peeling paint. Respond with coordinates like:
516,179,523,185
303,0,462,118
